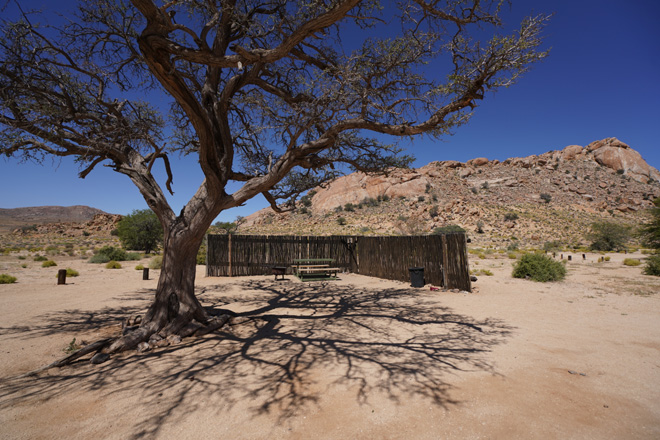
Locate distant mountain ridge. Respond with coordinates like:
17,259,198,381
0,205,109,234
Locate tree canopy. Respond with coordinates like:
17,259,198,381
0,0,550,360
116,209,163,253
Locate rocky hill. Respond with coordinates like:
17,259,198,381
240,138,660,248
0,205,109,234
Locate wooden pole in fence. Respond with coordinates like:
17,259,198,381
228,234,232,277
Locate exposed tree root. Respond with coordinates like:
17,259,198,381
17,314,231,378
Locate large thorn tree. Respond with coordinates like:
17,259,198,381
1,0,548,355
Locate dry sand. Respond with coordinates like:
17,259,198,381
0,252,659,439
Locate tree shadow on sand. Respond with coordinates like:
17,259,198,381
0,279,513,439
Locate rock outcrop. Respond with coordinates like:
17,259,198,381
304,138,659,213
241,138,659,246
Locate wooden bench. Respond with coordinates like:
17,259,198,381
292,259,340,281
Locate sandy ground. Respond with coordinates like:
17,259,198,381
0,251,659,439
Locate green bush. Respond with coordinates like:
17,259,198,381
89,253,110,264
589,221,630,251
623,258,641,267
33,255,48,262
42,260,57,268
504,212,519,221
105,261,122,269
116,209,163,253
135,264,145,270
55,268,79,278
149,256,163,270
432,224,465,234
0,274,17,284
337,217,347,225
543,240,563,252
90,246,141,264
512,253,566,282
643,255,660,276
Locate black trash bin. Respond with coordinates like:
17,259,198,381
409,267,425,288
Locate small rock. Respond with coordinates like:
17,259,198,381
90,353,110,364
137,342,151,353
167,334,182,345
470,275,478,282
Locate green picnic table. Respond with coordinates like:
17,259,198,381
292,258,340,281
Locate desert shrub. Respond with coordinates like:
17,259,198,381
540,193,552,203
0,274,17,284
89,253,111,264
417,196,425,202
507,241,519,251
604,256,611,262
196,249,206,265
589,221,630,251
64,338,81,354
507,252,518,259
41,260,57,268
149,256,163,270
56,268,79,278
504,212,519,221
429,205,439,218
33,255,48,261
90,246,141,263
476,221,484,233
105,261,122,269
343,203,355,212
543,240,563,252
337,217,347,225
623,258,641,267
135,264,145,270
470,269,493,276
643,255,660,276
116,209,163,253
512,253,566,282
432,224,465,234
638,198,660,250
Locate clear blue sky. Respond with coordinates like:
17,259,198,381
2,0,659,222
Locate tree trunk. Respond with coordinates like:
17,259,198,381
106,218,213,353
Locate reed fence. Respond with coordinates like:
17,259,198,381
207,233,470,291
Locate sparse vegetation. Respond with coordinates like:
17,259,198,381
432,224,465,234
540,193,552,203
135,264,145,271
149,256,163,270
512,253,566,282
543,240,563,252
64,338,81,354
89,246,141,264
56,268,79,278
504,212,519,221
589,221,630,251
105,261,122,269
623,258,641,267
337,217,347,225
643,255,660,276
344,203,355,212
0,274,17,284
41,260,57,268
